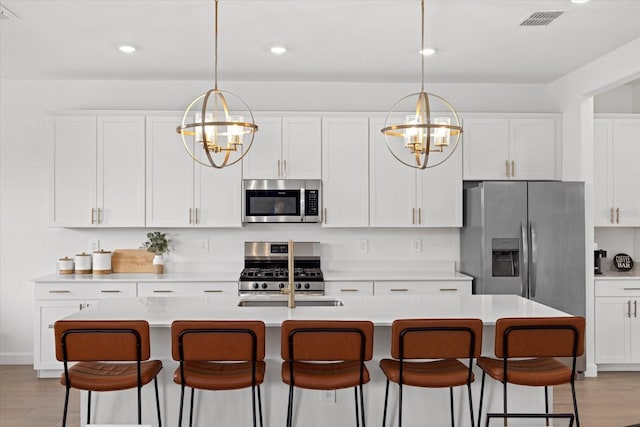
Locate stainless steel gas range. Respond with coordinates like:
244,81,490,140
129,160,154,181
238,241,324,295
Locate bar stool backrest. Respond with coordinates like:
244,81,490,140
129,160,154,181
54,320,150,362
391,318,483,359
171,320,265,362
494,317,586,358
281,320,374,362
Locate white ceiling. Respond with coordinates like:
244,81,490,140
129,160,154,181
1,0,640,84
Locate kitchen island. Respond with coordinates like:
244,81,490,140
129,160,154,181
58,294,570,427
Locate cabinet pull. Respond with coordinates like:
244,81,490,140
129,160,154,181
511,160,515,177
97,208,102,224
100,290,121,293
195,208,199,224
505,160,510,177
49,290,71,294
340,289,360,292
412,208,415,225
418,208,422,225
91,208,96,224
283,159,287,177
623,288,640,291
189,208,193,224
616,207,620,224
610,207,615,224
153,290,173,293
277,160,281,177
324,208,327,225
439,288,458,292
204,290,223,293
390,288,408,292
628,300,632,318
634,300,637,318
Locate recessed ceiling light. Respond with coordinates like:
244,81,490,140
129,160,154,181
420,48,436,56
571,0,590,4
118,45,136,54
270,46,287,55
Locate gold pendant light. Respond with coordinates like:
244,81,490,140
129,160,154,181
381,0,462,169
176,0,258,168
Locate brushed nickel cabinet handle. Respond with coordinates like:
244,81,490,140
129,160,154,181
277,160,281,177
610,207,614,224
49,290,71,294
511,160,515,177
195,208,199,224
204,290,223,293
418,208,422,225
283,159,287,177
340,289,360,292
628,300,632,318
634,300,637,318
412,208,415,225
324,208,327,225
623,288,640,291
439,288,458,292
616,207,620,224
505,160,510,177
100,290,121,293
97,208,102,224
153,290,173,293
91,208,96,224
390,288,409,292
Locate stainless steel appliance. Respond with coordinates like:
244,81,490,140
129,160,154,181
594,249,607,275
242,179,321,223
238,241,324,295
460,181,586,373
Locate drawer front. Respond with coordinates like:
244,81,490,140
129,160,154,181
374,281,471,296
325,282,374,297
138,282,238,297
595,280,640,297
35,282,136,299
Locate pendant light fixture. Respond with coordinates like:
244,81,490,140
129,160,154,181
176,0,258,168
381,0,462,169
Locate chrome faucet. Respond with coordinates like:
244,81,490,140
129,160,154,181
280,240,295,308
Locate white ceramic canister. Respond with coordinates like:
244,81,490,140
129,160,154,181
92,250,112,274
74,252,92,274
58,257,74,275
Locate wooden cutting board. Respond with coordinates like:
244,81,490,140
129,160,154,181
111,249,155,273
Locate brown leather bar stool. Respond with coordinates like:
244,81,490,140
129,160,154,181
379,318,483,427
281,320,374,427
171,320,266,427
476,316,586,427
54,320,163,427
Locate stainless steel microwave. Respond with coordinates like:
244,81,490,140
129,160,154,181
242,179,322,223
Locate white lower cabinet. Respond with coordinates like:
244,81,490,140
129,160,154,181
374,281,472,296
594,280,640,365
33,282,136,377
137,282,237,298
324,282,374,299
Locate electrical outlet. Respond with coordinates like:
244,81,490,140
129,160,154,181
89,240,100,252
320,390,336,404
358,239,368,253
412,238,422,252
199,238,210,253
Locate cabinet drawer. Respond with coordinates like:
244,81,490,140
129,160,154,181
374,281,471,295
35,282,136,299
138,282,237,297
595,280,640,297
325,282,374,297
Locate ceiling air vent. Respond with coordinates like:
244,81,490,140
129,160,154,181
519,10,567,27
0,4,19,20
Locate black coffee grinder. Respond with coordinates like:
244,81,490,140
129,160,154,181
594,249,607,275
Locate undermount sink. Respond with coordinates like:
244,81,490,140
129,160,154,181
238,298,344,307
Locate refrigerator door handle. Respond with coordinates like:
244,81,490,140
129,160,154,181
530,221,538,298
521,221,529,298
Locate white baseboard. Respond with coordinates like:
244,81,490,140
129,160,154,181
0,352,33,365
585,362,599,377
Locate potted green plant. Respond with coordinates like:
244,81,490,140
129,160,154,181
141,232,171,274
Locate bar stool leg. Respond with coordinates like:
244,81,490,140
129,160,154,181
154,376,162,427
359,383,366,427
467,382,475,427
545,386,549,426
252,385,257,427
62,385,70,427
502,381,507,427
257,384,264,427
138,385,142,424
87,390,92,425
354,387,360,427
286,384,294,427
477,371,486,427
571,380,580,427
398,382,403,427
450,387,455,427
382,379,390,427
189,388,195,427
178,383,185,427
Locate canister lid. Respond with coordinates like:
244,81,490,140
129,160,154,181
75,252,90,257
93,249,112,254
59,256,72,261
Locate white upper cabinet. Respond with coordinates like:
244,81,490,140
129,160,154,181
243,116,321,179
322,117,369,227
594,117,640,226
370,118,462,227
50,115,145,227
146,115,241,228
463,115,560,181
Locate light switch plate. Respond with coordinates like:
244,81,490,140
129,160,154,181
412,238,422,252
358,239,368,253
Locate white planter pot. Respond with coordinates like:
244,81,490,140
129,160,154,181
152,254,164,274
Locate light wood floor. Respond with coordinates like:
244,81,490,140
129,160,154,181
1,365,638,426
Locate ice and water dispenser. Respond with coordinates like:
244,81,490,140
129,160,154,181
491,238,520,277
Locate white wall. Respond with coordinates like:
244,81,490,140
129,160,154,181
594,84,634,113
0,78,555,363
633,81,640,113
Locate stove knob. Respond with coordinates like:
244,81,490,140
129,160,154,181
252,283,259,289
278,282,285,289
261,283,268,289
295,283,302,290
304,283,311,289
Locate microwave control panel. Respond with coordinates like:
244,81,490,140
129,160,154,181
305,190,319,216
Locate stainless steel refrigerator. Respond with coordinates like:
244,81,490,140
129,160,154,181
460,181,586,317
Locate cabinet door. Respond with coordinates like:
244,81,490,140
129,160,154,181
510,118,558,180
322,118,369,227
242,117,282,179
595,297,631,364
375,281,471,295
370,118,417,227
146,116,194,227
97,116,146,227
324,282,374,298
632,303,640,363
282,117,322,179
462,118,510,180
137,282,237,298
593,120,615,226
195,152,242,227
35,300,82,371
612,119,640,226
417,143,462,227
50,115,97,226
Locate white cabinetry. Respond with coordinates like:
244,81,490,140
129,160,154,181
322,118,369,227
370,118,462,227
462,115,559,180
374,281,471,295
50,115,146,227
34,282,136,377
146,116,241,227
593,117,640,226
594,280,640,366
137,282,237,299
324,281,374,299
243,116,321,179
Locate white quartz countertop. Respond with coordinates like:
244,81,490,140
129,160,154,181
32,272,240,283
63,294,569,327
323,270,472,281
594,271,639,280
